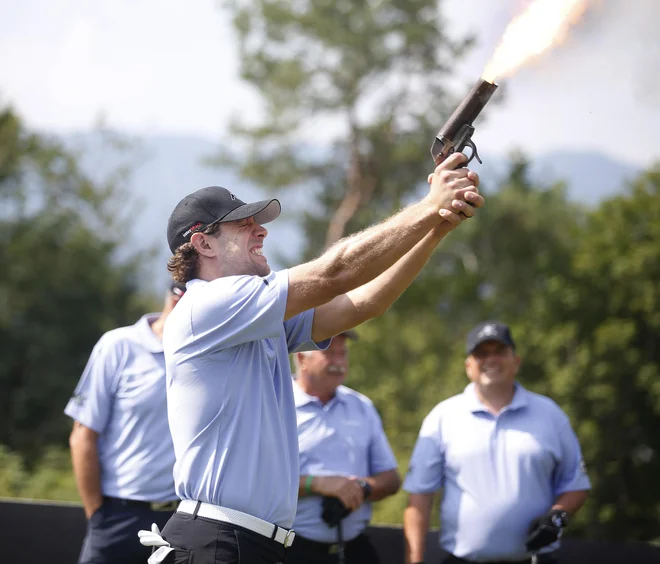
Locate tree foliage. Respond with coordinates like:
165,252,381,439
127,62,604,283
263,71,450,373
0,107,153,462
527,167,660,541
0,445,77,501
220,0,474,250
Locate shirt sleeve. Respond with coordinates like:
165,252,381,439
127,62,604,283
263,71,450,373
552,418,592,495
190,270,289,352
283,309,332,354
403,409,445,494
367,403,398,475
63,334,121,434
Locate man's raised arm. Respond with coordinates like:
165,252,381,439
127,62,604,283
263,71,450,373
285,153,479,320
310,171,481,340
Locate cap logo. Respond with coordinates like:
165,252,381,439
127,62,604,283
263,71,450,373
182,222,204,238
477,324,498,339
230,193,236,200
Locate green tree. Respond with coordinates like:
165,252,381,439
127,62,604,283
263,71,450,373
527,166,660,541
0,107,153,463
0,445,78,501
219,0,474,254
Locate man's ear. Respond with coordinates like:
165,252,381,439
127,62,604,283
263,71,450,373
294,352,309,374
464,356,475,382
190,232,216,257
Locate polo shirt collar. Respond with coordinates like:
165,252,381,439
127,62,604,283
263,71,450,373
463,381,529,413
508,383,529,410
135,313,164,353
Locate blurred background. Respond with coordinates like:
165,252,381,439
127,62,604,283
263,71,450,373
1,0,659,546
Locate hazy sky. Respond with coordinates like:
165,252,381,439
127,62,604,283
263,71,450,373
1,0,659,167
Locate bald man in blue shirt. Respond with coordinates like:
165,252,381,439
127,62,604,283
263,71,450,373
403,322,590,564
289,330,401,564
145,153,484,564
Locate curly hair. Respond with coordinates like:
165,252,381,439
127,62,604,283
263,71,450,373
167,222,222,284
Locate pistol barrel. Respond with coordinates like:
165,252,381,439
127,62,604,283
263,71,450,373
431,77,498,166
439,78,498,140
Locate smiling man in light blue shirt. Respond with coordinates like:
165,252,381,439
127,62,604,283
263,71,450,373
288,330,400,564
403,321,590,564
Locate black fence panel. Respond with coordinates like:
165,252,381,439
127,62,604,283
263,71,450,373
365,526,660,564
1,499,659,564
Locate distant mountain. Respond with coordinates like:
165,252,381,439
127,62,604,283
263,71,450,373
66,133,642,292
478,150,641,201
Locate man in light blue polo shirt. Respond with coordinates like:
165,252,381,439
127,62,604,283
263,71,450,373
403,321,590,564
288,330,401,564
149,153,484,564
65,282,185,564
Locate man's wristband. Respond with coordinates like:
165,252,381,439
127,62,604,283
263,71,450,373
304,475,314,495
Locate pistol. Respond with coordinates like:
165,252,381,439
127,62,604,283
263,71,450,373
431,77,498,167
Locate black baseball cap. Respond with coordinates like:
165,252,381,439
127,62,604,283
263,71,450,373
465,321,516,355
167,186,281,253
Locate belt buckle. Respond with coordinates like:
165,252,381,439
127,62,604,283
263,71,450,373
283,529,296,548
150,501,178,512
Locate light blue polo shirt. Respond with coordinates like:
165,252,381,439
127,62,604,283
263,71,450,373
64,314,177,502
293,381,398,543
163,269,329,529
403,383,591,562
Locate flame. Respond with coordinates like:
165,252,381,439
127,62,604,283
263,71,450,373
482,0,591,83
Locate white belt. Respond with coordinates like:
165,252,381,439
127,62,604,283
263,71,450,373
177,500,296,548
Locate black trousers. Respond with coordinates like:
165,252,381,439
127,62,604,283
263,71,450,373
160,511,288,564
441,553,558,564
285,532,380,564
78,497,175,564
